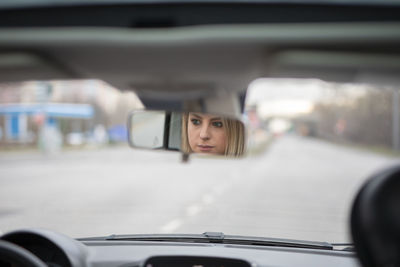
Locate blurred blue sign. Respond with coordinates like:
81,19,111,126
0,104,94,118
6,115,19,139
108,125,127,142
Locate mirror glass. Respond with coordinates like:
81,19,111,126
128,111,245,157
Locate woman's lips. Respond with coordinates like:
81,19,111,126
197,144,214,152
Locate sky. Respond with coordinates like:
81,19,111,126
245,78,376,118
246,78,329,118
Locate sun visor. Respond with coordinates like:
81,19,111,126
268,50,400,85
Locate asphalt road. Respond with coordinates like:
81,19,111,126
0,135,399,243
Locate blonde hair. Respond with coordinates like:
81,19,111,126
181,112,245,157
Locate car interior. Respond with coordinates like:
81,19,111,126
0,1,399,266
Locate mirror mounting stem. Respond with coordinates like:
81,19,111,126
181,152,190,163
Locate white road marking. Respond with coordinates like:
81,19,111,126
186,204,202,217
161,193,217,233
160,219,183,233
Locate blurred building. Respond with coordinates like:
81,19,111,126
0,80,143,149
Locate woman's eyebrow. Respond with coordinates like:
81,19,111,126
191,113,221,121
191,113,203,119
210,117,222,121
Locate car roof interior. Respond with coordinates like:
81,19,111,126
0,1,400,114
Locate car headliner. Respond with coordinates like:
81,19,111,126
0,1,399,113
2,0,400,8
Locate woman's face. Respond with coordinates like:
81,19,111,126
187,112,227,155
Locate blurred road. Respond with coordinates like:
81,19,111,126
0,135,399,243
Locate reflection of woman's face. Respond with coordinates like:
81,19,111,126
188,113,227,155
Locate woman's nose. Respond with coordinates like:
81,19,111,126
199,124,211,140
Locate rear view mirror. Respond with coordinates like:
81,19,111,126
128,111,245,157
128,110,170,149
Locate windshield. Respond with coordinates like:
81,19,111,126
0,78,399,244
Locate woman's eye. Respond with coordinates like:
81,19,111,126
191,119,201,125
212,121,223,128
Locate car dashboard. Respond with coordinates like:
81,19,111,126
0,229,359,267
84,241,359,267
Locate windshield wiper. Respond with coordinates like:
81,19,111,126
79,232,336,250
331,243,355,252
